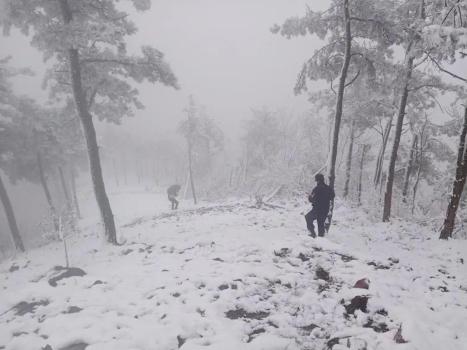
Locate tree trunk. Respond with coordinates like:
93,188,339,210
123,156,128,186
343,121,355,199
188,139,198,204
382,0,425,222
325,0,352,231
411,146,423,215
379,172,386,199
402,134,418,202
229,167,234,187
382,45,414,222
59,0,117,244
243,147,249,184
374,115,393,187
37,152,59,231
113,159,119,187
357,145,369,206
440,107,467,239
70,164,81,218
0,173,24,252
58,166,72,210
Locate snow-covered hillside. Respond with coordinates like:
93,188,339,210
1,192,466,350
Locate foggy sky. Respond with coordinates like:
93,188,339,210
1,0,327,142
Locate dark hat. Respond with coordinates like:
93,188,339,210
315,173,325,183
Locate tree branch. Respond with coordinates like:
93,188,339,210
344,68,361,87
330,79,337,94
80,58,133,66
408,83,442,92
426,52,467,83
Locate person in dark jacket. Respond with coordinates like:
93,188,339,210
167,184,181,210
305,173,335,237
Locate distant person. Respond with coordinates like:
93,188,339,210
305,173,335,237
167,184,181,210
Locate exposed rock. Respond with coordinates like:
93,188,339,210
367,261,390,270
63,306,82,314
300,324,319,333
13,300,49,316
225,308,269,320
337,253,356,262
177,335,186,348
247,328,265,343
9,264,19,272
59,343,88,350
121,249,133,255
394,325,408,344
353,278,370,289
363,319,389,333
274,248,290,257
315,266,330,281
344,295,368,315
48,267,86,287
297,253,310,262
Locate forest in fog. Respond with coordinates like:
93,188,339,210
0,1,467,349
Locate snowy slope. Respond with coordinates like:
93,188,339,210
1,193,466,350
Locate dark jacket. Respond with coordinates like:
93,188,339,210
167,184,181,197
308,182,335,213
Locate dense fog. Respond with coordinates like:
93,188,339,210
1,1,467,348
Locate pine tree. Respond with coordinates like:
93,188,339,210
1,0,178,244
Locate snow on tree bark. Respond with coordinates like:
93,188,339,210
326,0,352,231
70,164,81,219
358,145,369,206
0,173,24,252
59,0,117,244
383,46,415,222
402,134,418,203
440,107,467,240
343,120,355,199
374,115,393,188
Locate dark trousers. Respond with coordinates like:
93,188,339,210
305,208,327,237
169,196,179,210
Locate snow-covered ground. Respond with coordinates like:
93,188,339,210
1,191,466,350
